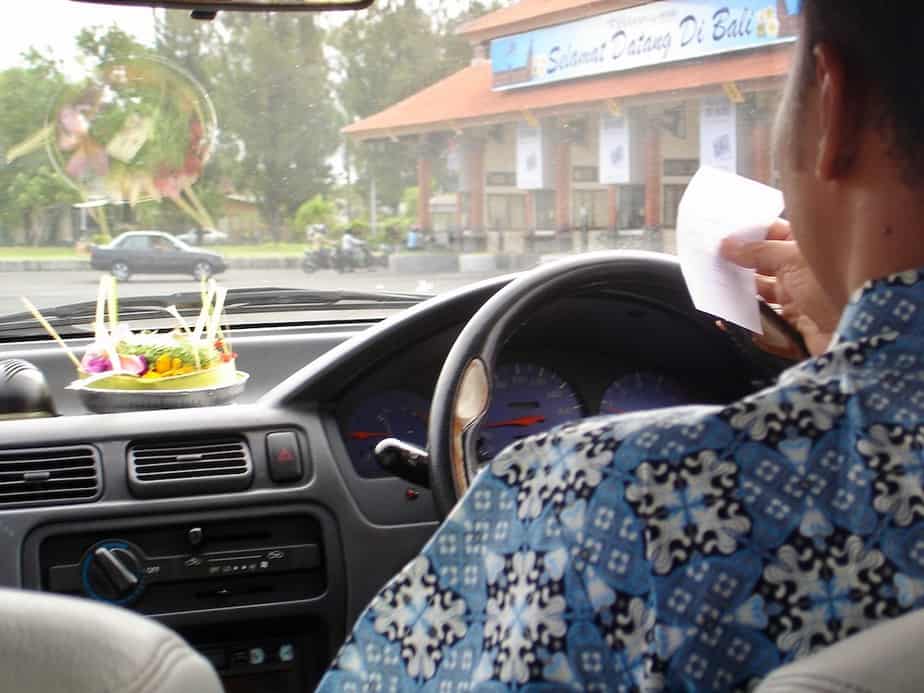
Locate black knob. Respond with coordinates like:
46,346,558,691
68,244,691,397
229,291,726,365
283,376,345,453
83,542,143,603
0,359,56,419
374,438,430,487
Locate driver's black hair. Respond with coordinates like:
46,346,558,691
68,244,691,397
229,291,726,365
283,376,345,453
802,1,924,183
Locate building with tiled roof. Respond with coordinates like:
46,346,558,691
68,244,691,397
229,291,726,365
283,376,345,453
346,0,800,253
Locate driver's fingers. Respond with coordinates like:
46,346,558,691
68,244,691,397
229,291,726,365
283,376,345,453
719,238,799,276
766,218,793,241
756,274,778,303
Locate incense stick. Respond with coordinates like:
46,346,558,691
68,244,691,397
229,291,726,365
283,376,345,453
166,305,200,369
165,305,192,335
107,275,118,331
206,287,227,344
193,284,215,340
94,277,106,340
21,298,81,370
96,277,119,370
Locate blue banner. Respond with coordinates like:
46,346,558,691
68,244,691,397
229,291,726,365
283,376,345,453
491,0,800,91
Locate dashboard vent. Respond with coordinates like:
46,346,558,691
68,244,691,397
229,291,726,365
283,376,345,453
0,446,101,508
128,438,253,498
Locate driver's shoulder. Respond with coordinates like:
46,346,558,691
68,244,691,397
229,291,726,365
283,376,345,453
483,403,730,492
485,373,837,486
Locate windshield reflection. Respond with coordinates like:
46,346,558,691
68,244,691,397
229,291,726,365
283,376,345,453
0,0,795,319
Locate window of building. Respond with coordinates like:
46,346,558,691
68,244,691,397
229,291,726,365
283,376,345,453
534,191,556,230
572,189,609,230
487,194,526,231
663,184,688,229
617,185,646,229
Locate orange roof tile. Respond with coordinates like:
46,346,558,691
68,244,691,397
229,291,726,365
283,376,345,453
457,0,638,42
343,46,793,140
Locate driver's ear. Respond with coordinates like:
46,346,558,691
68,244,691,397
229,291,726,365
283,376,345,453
812,43,855,180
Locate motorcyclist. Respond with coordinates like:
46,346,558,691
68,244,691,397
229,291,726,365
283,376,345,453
339,227,367,271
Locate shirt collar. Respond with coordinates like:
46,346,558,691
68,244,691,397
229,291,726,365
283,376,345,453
835,269,924,344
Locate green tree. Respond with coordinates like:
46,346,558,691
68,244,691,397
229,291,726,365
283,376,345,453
76,25,150,64
0,51,79,244
400,186,419,218
294,194,336,232
335,0,503,212
211,12,341,241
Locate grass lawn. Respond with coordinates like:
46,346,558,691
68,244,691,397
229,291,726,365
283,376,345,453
0,243,307,261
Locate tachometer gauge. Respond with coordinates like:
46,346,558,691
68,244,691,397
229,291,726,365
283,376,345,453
476,363,583,463
344,391,429,477
600,372,689,415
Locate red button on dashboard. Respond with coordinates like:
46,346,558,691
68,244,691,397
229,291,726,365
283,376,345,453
266,431,303,483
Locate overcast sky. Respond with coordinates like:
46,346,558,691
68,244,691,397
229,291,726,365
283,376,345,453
0,1,156,71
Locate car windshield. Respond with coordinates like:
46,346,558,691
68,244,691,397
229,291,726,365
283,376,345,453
0,0,800,324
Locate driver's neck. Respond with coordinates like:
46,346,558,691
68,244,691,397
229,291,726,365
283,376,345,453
841,182,924,301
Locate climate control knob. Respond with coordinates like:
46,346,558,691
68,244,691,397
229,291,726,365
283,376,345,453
81,541,144,604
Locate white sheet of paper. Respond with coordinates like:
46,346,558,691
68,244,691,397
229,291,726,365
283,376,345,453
677,166,785,333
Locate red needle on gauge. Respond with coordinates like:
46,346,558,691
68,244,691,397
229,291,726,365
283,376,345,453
349,431,390,440
486,415,546,429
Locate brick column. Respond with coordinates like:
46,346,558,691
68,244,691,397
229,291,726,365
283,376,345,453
751,118,772,184
608,185,619,231
556,141,571,232
467,139,485,232
417,156,432,232
644,121,661,229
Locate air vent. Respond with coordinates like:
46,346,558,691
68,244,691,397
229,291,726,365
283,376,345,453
0,446,101,508
128,438,253,498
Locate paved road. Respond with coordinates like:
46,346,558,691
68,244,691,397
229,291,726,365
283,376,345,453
0,267,503,317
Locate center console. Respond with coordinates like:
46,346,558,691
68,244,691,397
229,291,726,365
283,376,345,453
23,505,345,692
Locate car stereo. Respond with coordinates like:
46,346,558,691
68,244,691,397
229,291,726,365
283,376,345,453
26,507,341,692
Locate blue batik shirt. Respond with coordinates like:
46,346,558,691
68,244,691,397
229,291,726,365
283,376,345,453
318,269,924,692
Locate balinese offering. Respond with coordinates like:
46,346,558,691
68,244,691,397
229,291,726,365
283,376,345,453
24,277,247,412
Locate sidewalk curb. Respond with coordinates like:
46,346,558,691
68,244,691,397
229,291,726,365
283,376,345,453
0,256,304,272
389,253,459,274
0,260,87,272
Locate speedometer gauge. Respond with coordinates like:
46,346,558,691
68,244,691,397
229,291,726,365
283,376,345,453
600,372,689,415
476,363,583,462
344,390,429,478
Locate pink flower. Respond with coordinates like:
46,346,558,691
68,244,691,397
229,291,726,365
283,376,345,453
80,348,112,374
119,354,147,376
65,141,108,180
59,106,89,137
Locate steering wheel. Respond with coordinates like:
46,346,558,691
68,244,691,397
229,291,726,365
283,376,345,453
426,250,805,518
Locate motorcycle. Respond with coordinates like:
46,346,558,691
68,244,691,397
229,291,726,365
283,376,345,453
301,246,333,273
302,243,391,274
331,244,390,273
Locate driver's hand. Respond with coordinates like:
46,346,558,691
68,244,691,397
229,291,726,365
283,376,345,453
720,219,841,358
